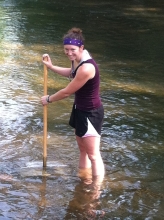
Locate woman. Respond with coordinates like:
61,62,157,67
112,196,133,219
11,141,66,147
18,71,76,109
41,27,105,184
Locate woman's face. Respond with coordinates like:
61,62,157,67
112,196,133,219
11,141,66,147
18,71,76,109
64,45,84,61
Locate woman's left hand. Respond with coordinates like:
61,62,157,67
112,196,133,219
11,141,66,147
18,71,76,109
41,95,49,106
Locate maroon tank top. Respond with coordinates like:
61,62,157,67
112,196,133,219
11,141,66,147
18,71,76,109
72,59,102,111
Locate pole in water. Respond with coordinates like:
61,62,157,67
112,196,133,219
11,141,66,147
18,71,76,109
43,57,48,167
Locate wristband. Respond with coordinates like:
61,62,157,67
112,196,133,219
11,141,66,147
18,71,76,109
46,95,52,103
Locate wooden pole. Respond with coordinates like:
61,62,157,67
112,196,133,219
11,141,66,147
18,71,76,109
43,58,48,167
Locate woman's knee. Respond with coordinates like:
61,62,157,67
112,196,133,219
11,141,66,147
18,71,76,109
87,153,98,162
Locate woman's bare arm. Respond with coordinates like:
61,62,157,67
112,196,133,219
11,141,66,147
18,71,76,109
42,54,71,77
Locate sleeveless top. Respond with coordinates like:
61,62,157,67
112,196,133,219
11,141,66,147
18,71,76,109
71,50,102,111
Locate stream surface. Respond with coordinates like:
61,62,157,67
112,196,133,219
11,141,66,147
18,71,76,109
0,0,164,219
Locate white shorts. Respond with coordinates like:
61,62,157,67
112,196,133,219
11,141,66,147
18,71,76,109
82,118,100,138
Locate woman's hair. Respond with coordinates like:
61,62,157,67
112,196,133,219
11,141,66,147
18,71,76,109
63,27,85,43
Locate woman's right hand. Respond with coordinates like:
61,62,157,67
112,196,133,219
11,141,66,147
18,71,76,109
42,54,52,69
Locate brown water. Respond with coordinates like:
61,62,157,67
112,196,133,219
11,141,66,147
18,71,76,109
0,0,164,219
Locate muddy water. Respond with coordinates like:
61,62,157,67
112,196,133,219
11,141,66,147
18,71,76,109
0,0,164,219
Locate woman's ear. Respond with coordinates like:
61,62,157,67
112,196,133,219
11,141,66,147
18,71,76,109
80,45,84,51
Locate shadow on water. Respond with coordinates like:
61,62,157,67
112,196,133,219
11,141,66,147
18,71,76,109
0,0,164,219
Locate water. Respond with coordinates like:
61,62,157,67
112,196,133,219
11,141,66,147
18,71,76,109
0,0,164,219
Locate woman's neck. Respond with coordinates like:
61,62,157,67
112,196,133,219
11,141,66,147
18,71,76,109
75,51,84,64
75,49,87,64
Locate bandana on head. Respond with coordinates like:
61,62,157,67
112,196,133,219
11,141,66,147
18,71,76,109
63,38,83,47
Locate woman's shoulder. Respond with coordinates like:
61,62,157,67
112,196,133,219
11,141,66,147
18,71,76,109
77,61,95,79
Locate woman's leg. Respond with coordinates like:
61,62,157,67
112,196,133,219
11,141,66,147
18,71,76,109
76,136,92,183
76,135,104,179
76,135,91,169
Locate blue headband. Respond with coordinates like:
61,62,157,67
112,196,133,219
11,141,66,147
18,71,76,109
63,38,83,47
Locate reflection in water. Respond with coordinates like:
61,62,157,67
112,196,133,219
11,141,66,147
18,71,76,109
65,178,105,219
38,171,48,217
0,0,164,219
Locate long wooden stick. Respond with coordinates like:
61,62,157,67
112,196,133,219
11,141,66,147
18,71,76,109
43,59,48,167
